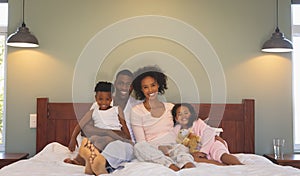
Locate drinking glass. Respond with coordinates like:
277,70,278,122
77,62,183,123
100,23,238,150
273,138,285,159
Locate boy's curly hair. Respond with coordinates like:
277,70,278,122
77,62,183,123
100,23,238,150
132,65,168,100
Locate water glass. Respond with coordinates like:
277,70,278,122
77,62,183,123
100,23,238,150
273,138,285,159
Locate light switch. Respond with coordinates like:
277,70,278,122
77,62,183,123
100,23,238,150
30,114,37,128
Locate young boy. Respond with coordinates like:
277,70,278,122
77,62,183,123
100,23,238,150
64,81,132,174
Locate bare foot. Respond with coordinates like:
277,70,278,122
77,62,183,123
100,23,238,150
63,155,85,166
63,158,81,165
221,153,243,165
169,164,180,171
89,143,108,175
78,138,95,175
79,138,108,175
182,162,195,169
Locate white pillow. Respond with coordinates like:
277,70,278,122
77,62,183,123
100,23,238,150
75,133,84,148
213,128,223,136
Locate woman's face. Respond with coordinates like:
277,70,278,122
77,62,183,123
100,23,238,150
176,106,192,127
141,76,159,100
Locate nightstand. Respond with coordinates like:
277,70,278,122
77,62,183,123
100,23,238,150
0,153,29,169
263,154,300,169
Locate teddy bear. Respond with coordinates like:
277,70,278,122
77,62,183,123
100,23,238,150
176,129,201,153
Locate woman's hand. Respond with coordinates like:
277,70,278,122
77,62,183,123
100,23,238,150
158,145,172,156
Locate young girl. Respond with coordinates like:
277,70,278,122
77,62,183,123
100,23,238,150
172,103,242,165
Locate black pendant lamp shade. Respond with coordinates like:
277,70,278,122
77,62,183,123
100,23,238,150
261,0,293,53
6,0,39,48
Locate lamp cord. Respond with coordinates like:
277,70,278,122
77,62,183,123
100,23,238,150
276,0,278,28
22,0,25,27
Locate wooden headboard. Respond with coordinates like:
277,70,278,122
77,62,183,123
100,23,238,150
36,98,255,154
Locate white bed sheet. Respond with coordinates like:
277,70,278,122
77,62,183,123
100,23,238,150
0,142,299,176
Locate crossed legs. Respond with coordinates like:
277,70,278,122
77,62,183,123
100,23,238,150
64,135,114,167
79,138,108,175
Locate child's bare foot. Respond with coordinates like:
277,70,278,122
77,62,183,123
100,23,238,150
182,162,195,169
79,138,95,175
169,164,180,171
79,138,108,175
63,158,81,165
221,153,243,165
63,155,85,166
89,144,108,175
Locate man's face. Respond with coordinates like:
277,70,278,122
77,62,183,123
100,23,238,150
114,74,133,100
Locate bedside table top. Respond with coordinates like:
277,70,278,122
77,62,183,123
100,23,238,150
264,153,300,169
264,154,300,162
0,153,29,160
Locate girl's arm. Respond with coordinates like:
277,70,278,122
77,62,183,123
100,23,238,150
131,108,146,143
68,110,93,151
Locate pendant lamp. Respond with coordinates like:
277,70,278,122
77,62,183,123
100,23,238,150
6,0,39,48
261,0,293,53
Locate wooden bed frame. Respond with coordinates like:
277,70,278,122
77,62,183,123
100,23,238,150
36,98,255,154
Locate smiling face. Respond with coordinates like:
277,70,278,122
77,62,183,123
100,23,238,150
95,91,112,110
175,106,192,128
114,74,133,100
141,76,159,100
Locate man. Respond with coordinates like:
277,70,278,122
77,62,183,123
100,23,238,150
86,69,141,142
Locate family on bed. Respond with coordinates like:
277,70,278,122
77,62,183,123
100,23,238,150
63,65,242,175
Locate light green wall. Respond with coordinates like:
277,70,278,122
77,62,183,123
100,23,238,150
6,0,293,157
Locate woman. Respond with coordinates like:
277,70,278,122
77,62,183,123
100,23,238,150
130,65,195,171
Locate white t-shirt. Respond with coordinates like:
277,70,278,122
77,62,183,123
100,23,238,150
92,106,121,130
90,96,142,142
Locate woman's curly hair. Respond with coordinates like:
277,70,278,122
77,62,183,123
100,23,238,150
132,65,168,100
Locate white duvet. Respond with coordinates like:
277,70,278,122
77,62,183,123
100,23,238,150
0,142,299,176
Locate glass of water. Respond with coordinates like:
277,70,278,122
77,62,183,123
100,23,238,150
273,138,285,159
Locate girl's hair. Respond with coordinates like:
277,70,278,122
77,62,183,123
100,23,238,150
171,103,198,127
94,81,115,93
132,65,168,100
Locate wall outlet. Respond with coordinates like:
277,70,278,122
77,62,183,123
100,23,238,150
30,114,37,128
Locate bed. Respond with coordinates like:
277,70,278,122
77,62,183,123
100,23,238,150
0,97,299,176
